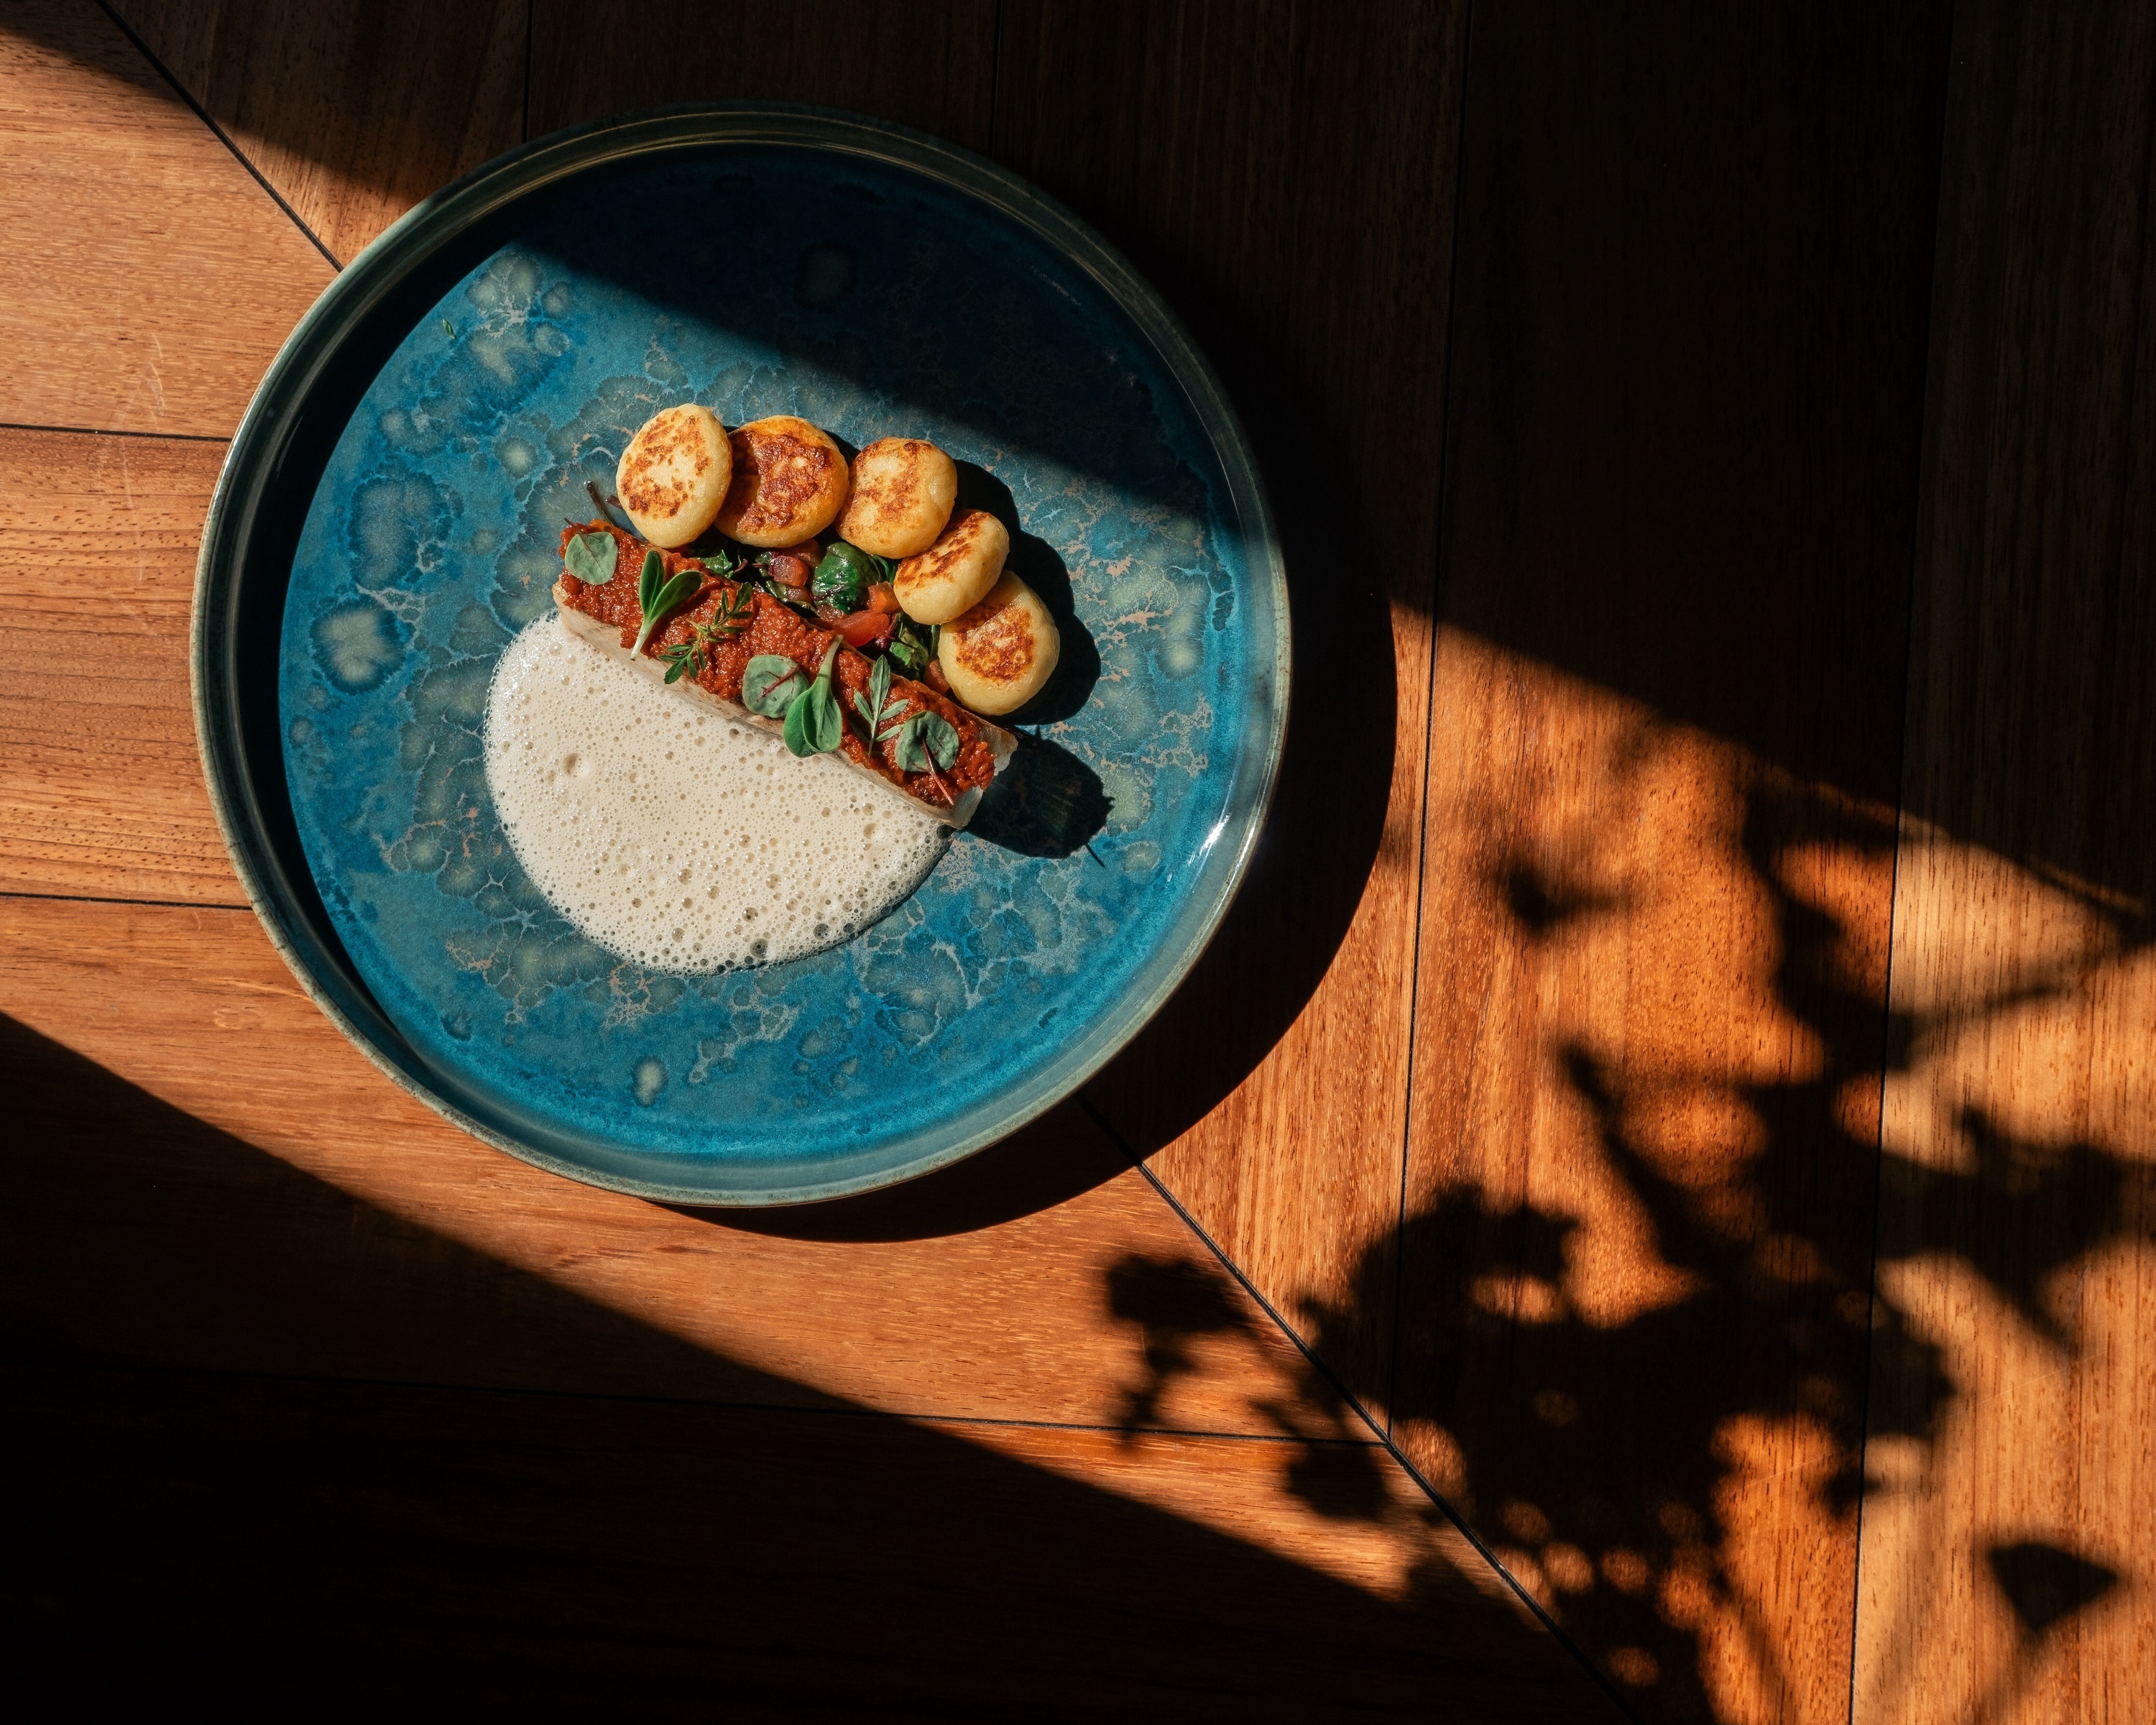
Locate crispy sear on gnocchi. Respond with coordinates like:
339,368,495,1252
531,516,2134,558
586,409,1064,737
893,507,1009,625
938,571,1061,714
717,415,850,547
837,437,958,558
616,403,731,547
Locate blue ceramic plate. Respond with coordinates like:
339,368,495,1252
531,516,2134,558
194,105,1286,1205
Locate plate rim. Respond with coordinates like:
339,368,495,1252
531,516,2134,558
192,99,1291,1206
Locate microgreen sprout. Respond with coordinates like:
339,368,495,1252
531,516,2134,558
632,548,702,656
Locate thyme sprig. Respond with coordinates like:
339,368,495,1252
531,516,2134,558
658,578,756,685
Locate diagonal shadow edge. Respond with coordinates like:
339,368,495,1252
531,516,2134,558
1,1008,1616,1715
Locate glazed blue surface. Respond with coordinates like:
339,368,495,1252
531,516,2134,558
276,139,1273,1199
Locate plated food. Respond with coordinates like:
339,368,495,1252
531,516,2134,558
239,108,1287,1206
715,415,850,546
486,406,1069,974
615,403,731,546
837,437,959,557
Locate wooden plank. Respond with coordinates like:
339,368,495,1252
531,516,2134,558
1399,6,1953,1721
0,428,245,905
115,0,529,263
995,0,1470,1420
0,890,1339,1442
527,0,998,152
0,1,331,437
1856,4,2156,1721
9,1362,1611,1716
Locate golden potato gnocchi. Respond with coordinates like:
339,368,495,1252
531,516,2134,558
893,507,1009,625
716,415,849,547
837,437,957,559
616,404,731,548
938,570,1060,714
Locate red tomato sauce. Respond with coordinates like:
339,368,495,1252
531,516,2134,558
556,521,996,804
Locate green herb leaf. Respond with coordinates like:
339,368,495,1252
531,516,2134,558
783,642,844,757
637,549,663,615
851,650,917,747
654,584,755,689
868,654,892,726
742,655,805,718
563,530,617,586
885,619,929,675
440,318,457,339
812,542,872,613
711,578,756,635
895,710,960,775
633,563,702,656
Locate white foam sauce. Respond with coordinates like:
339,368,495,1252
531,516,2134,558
484,615,947,972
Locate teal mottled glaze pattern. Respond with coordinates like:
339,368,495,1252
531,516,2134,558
230,109,1282,1203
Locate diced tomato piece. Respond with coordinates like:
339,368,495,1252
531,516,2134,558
837,609,895,648
867,581,901,615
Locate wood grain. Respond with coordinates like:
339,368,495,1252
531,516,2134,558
114,0,528,264
1856,4,2156,1720
0,0,331,436
2,888,1610,1703
0,428,245,904
1399,5,1953,1719
527,0,998,152
9,1361,1610,1717
0,889,1337,1443
995,0,1470,1420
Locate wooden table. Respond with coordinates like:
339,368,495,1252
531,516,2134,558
4,4,2151,1719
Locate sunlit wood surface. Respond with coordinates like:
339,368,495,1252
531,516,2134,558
4,1,2151,1717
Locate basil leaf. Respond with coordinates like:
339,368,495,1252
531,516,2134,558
742,655,804,717
632,567,702,655
783,683,842,756
813,542,871,612
637,548,663,617
808,686,842,753
895,710,960,774
658,569,701,613
563,531,616,585
782,687,814,755
782,643,844,757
